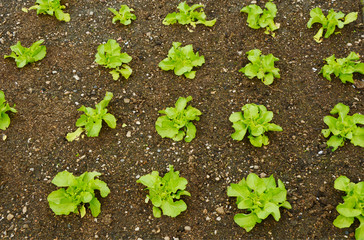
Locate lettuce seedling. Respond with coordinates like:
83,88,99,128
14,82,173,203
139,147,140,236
28,0,70,22
95,39,132,80
241,0,279,36
4,40,46,68
333,176,364,240
137,165,190,218
320,52,364,84
163,2,216,28
47,171,110,218
159,42,205,79
66,92,117,142
227,173,291,232
108,5,136,25
155,96,201,142
239,49,280,86
307,8,357,43
0,91,17,130
230,103,282,147
322,103,364,151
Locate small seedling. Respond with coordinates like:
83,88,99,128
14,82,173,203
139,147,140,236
227,173,291,232
47,171,110,217
322,103,364,151
320,52,364,84
95,39,132,80
28,0,70,22
66,92,117,142
137,165,190,218
163,2,216,28
108,5,136,25
0,91,17,130
4,40,46,68
333,176,363,240
155,96,201,142
230,103,282,147
241,0,279,36
239,49,280,86
307,8,357,43
159,42,205,79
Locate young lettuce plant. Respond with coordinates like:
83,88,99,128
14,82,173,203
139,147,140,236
155,96,201,142
227,173,292,232
4,40,46,68
320,52,364,84
159,42,205,79
230,103,282,147
241,0,279,36
66,92,117,142
47,171,110,218
322,103,364,151
95,39,132,80
28,0,70,22
307,8,358,43
163,2,216,28
0,90,17,130
137,165,190,218
108,5,136,25
333,176,363,240
239,49,280,86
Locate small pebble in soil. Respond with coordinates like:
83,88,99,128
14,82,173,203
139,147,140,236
135,227,140,231
216,207,224,214
7,214,14,221
126,131,132,137
164,237,170,240
184,226,191,231
216,217,221,221
124,98,130,103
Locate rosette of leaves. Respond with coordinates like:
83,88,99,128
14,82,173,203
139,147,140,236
47,171,110,218
163,2,216,28
28,0,70,22
0,90,17,130
108,5,136,25
66,92,117,142
241,0,279,36
307,8,358,43
159,42,205,79
229,103,282,147
227,173,292,232
95,39,132,80
333,176,364,240
320,52,364,84
4,40,46,68
239,49,280,86
155,96,201,142
322,103,364,151
137,165,190,218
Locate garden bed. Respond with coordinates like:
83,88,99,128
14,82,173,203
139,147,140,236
0,0,363,239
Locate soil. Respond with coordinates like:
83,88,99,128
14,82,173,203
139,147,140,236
0,0,363,239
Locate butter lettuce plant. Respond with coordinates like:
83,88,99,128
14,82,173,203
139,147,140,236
322,103,364,151
159,42,205,79
155,96,201,142
333,176,364,240
4,40,46,68
230,103,282,147
320,52,364,84
108,5,136,25
95,39,132,80
163,2,216,28
0,91,17,130
241,0,279,36
307,8,357,43
66,92,117,142
227,173,292,232
137,165,190,218
47,171,110,218
28,0,70,22
239,49,280,86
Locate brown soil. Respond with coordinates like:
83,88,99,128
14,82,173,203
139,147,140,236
0,0,363,239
